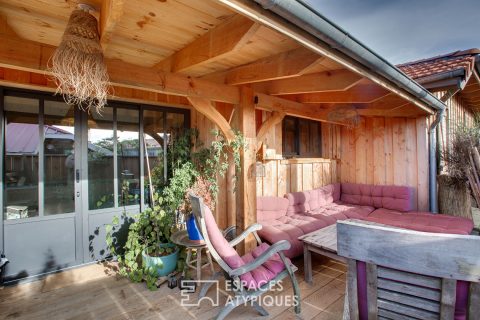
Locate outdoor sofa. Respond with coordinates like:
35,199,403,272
257,182,474,258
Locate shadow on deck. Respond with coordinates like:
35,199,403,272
0,256,346,320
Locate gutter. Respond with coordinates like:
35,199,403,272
251,0,447,114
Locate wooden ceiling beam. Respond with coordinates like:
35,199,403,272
156,14,259,74
223,47,325,85
0,32,240,104
255,93,348,126
253,69,362,95
282,82,390,104
100,0,125,51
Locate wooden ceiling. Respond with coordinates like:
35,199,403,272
0,0,431,121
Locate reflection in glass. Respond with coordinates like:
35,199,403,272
143,110,165,205
44,101,75,215
117,108,140,206
4,97,39,219
88,108,114,210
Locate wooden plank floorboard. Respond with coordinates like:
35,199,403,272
0,257,346,320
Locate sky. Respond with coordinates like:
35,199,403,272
305,0,480,64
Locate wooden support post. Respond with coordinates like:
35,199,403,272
235,86,257,254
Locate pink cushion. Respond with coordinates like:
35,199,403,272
204,206,291,289
240,242,291,289
341,183,414,212
308,202,374,221
366,208,474,235
285,191,310,215
257,196,289,222
307,184,340,211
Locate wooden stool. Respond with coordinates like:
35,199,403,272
184,246,214,280
171,230,215,280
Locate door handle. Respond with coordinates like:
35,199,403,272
76,169,80,183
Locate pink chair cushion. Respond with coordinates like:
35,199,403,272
240,242,291,289
341,183,414,212
203,206,290,290
365,208,474,235
257,196,289,222
285,191,310,215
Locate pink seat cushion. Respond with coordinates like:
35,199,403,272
203,206,290,289
257,196,289,222
258,215,331,258
365,208,474,235
240,242,291,289
308,202,374,221
307,183,341,211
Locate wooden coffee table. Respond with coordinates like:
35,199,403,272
298,223,347,283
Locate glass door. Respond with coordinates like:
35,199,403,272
3,95,83,280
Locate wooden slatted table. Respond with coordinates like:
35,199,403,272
299,224,347,284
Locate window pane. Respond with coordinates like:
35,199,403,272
4,96,39,219
165,112,185,177
88,108,114,210
283,117,298,156
44,101,75,215
117,108,140,206
143,109,164,205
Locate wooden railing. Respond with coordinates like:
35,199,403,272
256,158,339,197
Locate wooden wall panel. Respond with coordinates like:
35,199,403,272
335,116,430,211
257,158,338,196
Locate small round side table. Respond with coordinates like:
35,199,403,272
171,230,215,280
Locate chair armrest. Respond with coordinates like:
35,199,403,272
229,223,263,247
229,240,291,277
222,225,238,241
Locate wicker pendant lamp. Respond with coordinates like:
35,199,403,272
50,4,109,112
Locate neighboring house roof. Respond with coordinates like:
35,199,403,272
397,49,480,110
397,49,480,89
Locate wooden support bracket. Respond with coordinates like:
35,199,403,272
187,96,235,142
256,111,285,150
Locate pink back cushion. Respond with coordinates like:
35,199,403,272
285,191,310,215
203,206,245,270
341,183,414,212
257,197,289,222
307,183,341,211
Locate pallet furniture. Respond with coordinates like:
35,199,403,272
337,219,480,320
299,224,347,284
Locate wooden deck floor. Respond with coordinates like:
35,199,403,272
0,256,346,320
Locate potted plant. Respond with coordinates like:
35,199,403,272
106,196,179,290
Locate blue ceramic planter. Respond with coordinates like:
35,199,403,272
142,243,179,277
186,214,204,241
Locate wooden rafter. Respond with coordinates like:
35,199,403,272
283,81,390,104
156,14,259,74
223,47,325,85
255,93,348,126
100,0,125,51
253,69,362,95
187,96,235,142
256,111,285,149
0,32,240,104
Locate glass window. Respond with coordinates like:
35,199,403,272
4,96,39,219
282,117,322,158
117,108,140,206
44,101,75,215
143,109,165,205
87,108,114,210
